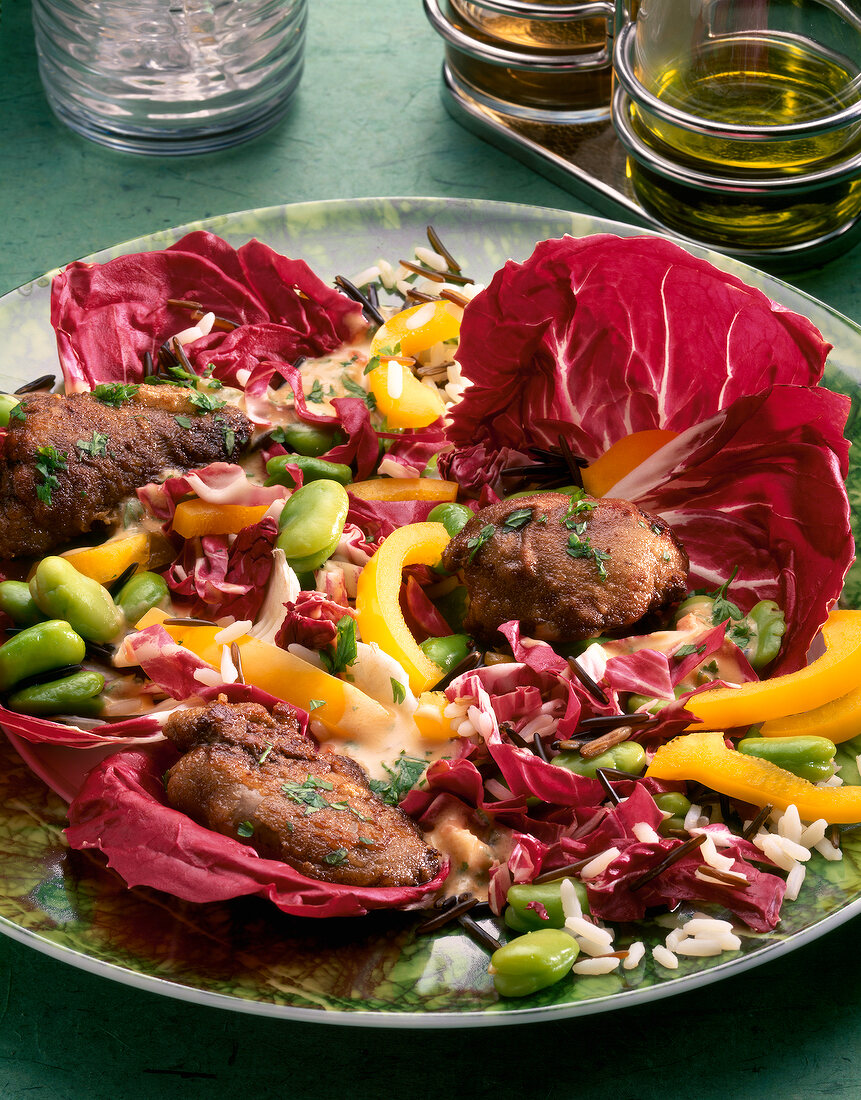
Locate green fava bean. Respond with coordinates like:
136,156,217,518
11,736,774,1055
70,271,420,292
30,556,124,643
0,580,46,626
552,740,647,778
114,571,170,625
743,599,786,669
277,480,349,573
427,502,473,538
504,878,588,933
0,394,23,427
419,633,471,674
265,453,352,490
490,928,579,998
275,423,343,457
0,620,86,691
737,735,836,783
7,669,105,716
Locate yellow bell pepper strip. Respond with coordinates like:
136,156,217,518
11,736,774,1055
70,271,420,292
158,619,392,744
366,361,447,429
646,729,861,823
355,521,451,694
685,610,861,729
366,300,459,429
348,478,458,504
758,682,861,744
581,429,679,497
370,300,462,359
172,499,270,539
413,690,456,742
62,531,151,585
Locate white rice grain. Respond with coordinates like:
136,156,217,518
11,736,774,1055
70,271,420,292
579,847,620,880
214,619,253,645
664,927,685,951
682,917,734,936
799,818,828,849
572,957,620,975
785,863,807,901
559,877,582,921
467,705,494,739
775,804,803,844
814,836,843,862
414,246,449,272
404,301,437,329
192,667,222,687
623,941,646,969
386,359,403,400
349,264,380,288
653,945,679,970
674,937,724,957
632,822,662,844
684,802,708,831
699,835,736,873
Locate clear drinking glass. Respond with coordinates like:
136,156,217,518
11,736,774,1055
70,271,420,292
32,0,308,155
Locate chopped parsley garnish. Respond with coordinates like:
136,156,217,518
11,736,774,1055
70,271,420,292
8,402,26,423
706,568,744,625
282,774,336,814
34,446,68,505
75,430,110,458
358,836,375,847
501,507,533,532
341,375,377,410
390,678,406,705
466,523,495,561
258,743,274,765
566,528,611,581
213,414,235,455
323,848,349,866
321,615,358,676
93,383,140,407
237,821,254,838
187,389,226,414
174,415,192,429
305,378,326,404
675,642,707,659
369,754,428,806
307,699,326,711
562,496,597,529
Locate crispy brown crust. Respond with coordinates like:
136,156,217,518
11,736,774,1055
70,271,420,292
164,700,441,889
442,493,689,643
0,386,251,557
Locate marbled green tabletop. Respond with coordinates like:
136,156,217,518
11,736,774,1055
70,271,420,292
2,2,861,1097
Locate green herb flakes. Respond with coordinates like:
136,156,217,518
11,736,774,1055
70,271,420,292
75,430,110,458
369,753,428,806
466,523,495,561
342,375,377,410
237,821,254,838
305,378,326,404
174,415,192,430
391,678,406,705
323,848,349,866
308,699,326,711
502,507,532,532
34,446,68,506
93,383,140,407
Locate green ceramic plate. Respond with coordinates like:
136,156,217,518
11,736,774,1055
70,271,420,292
1,197,861,1028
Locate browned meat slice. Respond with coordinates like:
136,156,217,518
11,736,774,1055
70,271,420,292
163,699,441,888
442,492,688,643
0,385,251,557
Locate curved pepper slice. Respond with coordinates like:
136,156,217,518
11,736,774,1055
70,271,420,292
159,620,392,745
355,521,450,694
759,683,861,744
370,300,462,359
646,729,861,823
348,478,458,503
172,499,270,538
581,429,679,497
62,531,151,585
366,362,447,429
686,610,861,729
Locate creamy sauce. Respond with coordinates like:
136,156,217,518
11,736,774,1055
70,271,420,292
425,802,513,901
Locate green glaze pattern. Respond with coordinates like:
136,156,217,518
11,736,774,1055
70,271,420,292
1,198,861,1027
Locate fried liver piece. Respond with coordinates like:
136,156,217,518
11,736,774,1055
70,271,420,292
442,493,688,643
164,699,441,889
0,385,251,558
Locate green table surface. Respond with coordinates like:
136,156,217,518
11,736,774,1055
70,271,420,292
2,3,861,1097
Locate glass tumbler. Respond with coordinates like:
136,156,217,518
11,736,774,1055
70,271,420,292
32,0,308,155
612,0,861,258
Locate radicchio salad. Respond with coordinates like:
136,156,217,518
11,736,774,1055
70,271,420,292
0,227,858,999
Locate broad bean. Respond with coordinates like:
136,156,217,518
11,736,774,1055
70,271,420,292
489,928,579,998
274,422,343,457
655,791,692,834
744,600,786,670
114,571,170,625
0,580,46,626
419,633,471,674
7,669,105,716
552,740,646,778
276,479,349,573
0,620,86,691
737,734,836,783
30,556,124,643
427,503,472,538
504,877,588,933
266,453,352,490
